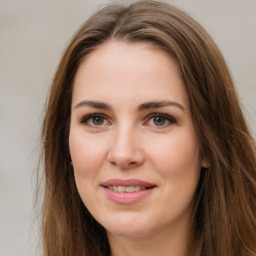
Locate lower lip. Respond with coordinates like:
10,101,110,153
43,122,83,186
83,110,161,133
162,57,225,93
102,186,155,204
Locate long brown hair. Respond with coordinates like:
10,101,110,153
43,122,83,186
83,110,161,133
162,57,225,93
40,1,256,255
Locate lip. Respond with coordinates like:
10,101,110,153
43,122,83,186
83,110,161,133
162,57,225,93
101,179,156,187
101,179,156,205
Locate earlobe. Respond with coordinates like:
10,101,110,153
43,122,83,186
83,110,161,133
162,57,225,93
201,157,210,169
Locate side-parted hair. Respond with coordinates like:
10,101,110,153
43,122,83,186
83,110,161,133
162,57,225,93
41,1,256,255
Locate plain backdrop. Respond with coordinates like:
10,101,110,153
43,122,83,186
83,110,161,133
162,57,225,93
0,1,255,255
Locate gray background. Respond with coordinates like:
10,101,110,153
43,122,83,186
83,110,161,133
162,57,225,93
0,1,255,255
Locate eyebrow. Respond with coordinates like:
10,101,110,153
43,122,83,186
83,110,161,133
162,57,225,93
138,100,185,111
74,100,185,111
74,100,111,110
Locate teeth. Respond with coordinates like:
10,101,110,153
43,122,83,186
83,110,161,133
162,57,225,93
118,186,125,192
108,185,146,192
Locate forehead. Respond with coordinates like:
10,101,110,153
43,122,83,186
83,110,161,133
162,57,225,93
72,40,189,109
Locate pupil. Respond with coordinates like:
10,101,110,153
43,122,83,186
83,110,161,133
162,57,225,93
154,117,165,126
93,117,104,125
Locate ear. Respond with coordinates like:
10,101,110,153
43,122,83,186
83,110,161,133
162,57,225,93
201,156,210,168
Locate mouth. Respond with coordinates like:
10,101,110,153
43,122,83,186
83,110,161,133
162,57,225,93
101,178,156,190
105,185,150,193
101,178,157,201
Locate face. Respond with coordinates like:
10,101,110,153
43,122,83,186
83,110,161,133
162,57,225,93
69,41,204,240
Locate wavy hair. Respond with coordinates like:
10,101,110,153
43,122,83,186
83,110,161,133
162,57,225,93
40,1,256,255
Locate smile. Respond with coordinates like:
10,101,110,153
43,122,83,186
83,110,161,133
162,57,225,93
101,179,156,204
107,185,146,193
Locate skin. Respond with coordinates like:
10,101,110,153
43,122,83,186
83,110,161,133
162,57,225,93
69,41,207,256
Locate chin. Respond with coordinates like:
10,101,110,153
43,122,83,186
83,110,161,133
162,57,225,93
106,225,151,239
99,213,153,238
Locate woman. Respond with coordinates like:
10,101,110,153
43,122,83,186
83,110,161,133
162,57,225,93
40,1,256,255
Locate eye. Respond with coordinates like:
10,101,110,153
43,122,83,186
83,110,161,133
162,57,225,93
152,116,166,126
91,116,105,125
146,113,177,127
80,113,109,127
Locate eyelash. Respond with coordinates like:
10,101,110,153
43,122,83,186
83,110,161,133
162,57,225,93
79,113,108,126
145,113,177,127
79,112,177,128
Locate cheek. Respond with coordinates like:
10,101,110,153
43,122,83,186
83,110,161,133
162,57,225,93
69,131,107,180
149,130,201,213
69,131,107,207
148,128,201,177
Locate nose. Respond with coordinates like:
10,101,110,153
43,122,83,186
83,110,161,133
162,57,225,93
107,126,145,170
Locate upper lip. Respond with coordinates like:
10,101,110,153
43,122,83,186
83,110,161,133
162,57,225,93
101,179,156,188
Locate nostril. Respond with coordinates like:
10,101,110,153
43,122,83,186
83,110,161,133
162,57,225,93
128,161,137,166
109,160,118,166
